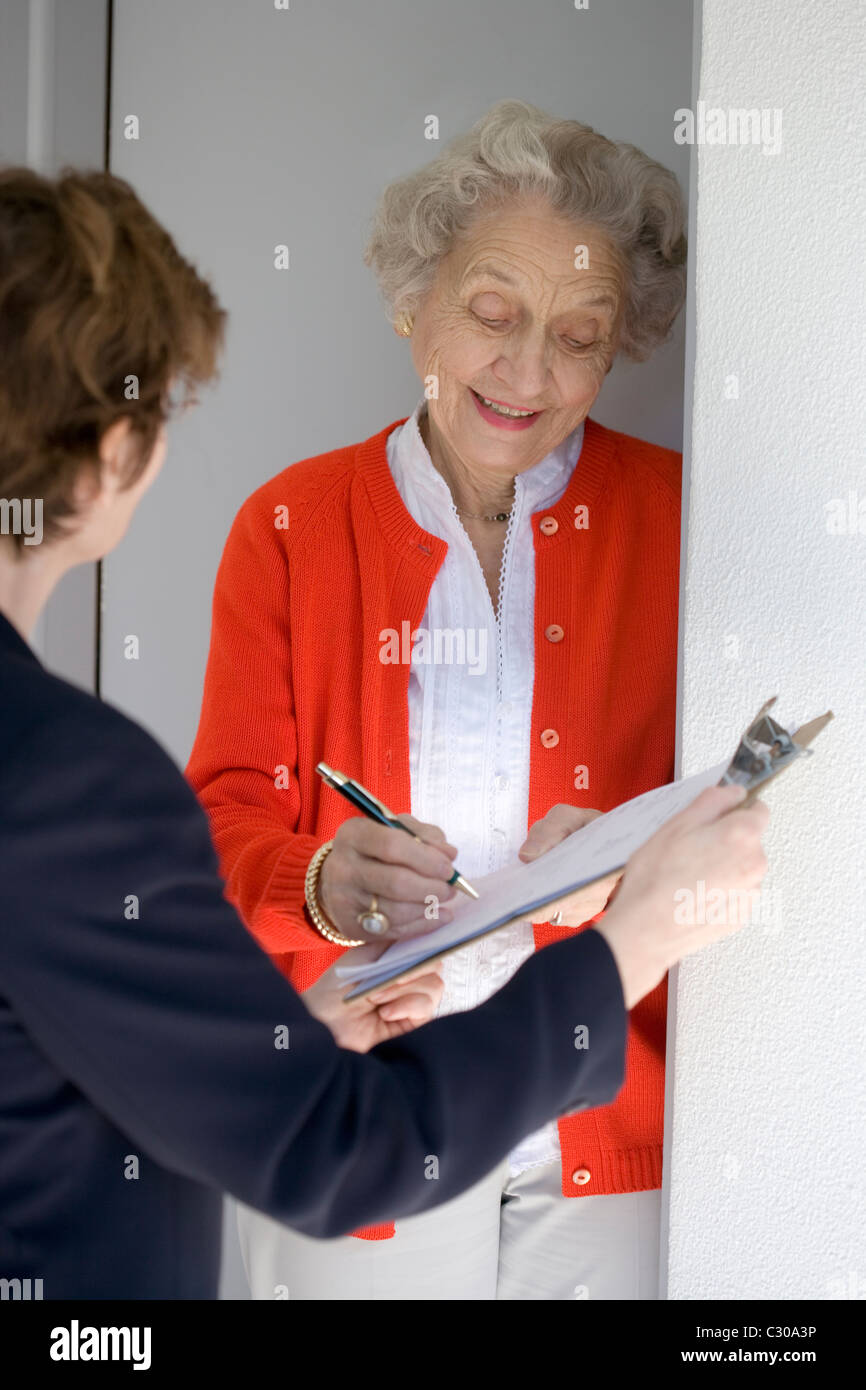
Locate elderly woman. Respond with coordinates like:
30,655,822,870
186,99,687,1300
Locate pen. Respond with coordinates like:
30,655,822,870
315,761,479,899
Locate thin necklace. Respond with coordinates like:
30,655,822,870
455,478,516,523
455,506,512,522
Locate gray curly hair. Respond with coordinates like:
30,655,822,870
364,100,687,362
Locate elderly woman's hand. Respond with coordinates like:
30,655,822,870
318,815,461,943
518,805,623,926
303,946,444,1052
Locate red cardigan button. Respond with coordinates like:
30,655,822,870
540,728,560,748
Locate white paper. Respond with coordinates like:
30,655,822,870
337,759,730,994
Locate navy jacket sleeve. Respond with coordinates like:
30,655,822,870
0,701,627,1239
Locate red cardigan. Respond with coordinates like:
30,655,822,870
185,415,681,1240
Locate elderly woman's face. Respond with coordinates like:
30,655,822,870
409,197,623,473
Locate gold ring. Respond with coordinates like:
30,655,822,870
357,896,390,936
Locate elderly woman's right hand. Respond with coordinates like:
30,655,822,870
597,784,770,1010
317,815,460,943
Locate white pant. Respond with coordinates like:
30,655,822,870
237,1160,661,1300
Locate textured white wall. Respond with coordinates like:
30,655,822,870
663,0,866,1298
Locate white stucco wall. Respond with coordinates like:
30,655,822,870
663,0,866,1299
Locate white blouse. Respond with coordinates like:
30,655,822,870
386,399,585,1174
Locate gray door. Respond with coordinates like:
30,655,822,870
104,0,693,1298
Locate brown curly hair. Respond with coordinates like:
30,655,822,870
0,166,226,548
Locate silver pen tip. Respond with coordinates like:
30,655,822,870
455,874,479,900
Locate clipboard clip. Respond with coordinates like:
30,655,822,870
718,696,811,791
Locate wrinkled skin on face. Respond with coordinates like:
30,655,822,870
408,194,625,495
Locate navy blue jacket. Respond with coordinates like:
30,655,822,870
0,610,626,1298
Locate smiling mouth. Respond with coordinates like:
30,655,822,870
470,388,540,419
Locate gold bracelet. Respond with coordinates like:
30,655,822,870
304,841,366,947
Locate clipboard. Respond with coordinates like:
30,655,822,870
338,698,833,1001
718,696,833,799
